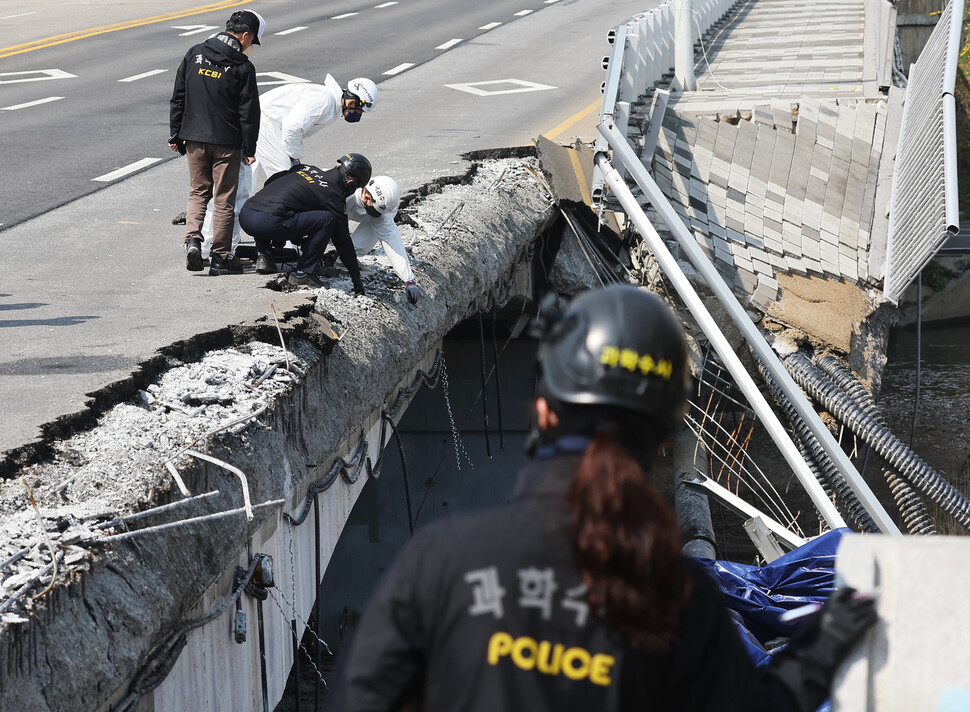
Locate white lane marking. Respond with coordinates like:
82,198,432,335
446,78,556,96
544,0,561,4
275,26,308,35
0,11,38,19
384,63,414,76
0,69,77,85
332,12,358,19
257,71,309,86
479,22,502,30
375,1,398,6
436,38,463,50
1,96,64,111
92,158,163,183
514,10,534,16
119,69,168,83
173,25,218,36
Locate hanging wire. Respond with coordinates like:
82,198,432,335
686,346,807,536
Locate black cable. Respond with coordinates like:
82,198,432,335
491,306,505,451
478,312,492,458
910,275,922,448
383,413,414,536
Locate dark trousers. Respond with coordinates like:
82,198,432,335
184,141,240,259
239,206,349,277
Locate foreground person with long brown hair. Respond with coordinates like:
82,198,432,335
332,284,876,711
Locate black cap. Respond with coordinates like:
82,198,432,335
230,10,265,45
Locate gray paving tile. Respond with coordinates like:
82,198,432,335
771,99,795,133
713,120,738,164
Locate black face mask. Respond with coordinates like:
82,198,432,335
364,204,382,218
344,109,362,123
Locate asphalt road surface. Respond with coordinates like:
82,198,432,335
0,0,656,459
1,0,606,229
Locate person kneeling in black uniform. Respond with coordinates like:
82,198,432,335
239,153,371,291
331,284,877,712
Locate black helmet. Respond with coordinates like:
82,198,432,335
536,285,690,429
336,153,372,189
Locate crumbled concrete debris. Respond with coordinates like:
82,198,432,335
0,338,320,618
0,157,551,629
0,155,556,712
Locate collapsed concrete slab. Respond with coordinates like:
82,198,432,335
0,158,556,712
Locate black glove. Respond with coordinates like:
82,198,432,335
814,587,878,665
353,280,367,297
289,156,301,167
405,282,421,305
770,587,878,712
169,135,186,155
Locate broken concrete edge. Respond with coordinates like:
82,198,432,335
0,148,546,482
0,157,560,711
0,296,320,482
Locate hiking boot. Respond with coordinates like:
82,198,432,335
288,271,324,289
209,254,243,275
185,238,203,271
255,254,277,274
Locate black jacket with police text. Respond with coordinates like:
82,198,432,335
169,33,259,155
332,454,823,712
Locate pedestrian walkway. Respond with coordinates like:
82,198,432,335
647,0,898,313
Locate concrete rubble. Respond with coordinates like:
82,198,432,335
0,157,557,711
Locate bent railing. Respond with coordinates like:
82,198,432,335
883,0,962,303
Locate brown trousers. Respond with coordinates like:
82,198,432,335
184,141,241,259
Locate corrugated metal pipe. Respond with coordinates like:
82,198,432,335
785,352,970,532
814,355,937,536
754,357,879,533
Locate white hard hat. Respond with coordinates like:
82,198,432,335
365,176,400,215
346,77,379,112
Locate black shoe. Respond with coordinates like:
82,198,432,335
185,238,203,271
209,254,243,275
255,254,277,274
288,271,324,288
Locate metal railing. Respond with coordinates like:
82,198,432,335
588,1,903,535
591,0,739,203
883,0,962,303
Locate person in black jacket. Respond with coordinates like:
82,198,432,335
239,154,371,292
169,9,264,276
332,285,877,712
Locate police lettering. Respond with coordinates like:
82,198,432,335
198,68,223,79
487,632,614,686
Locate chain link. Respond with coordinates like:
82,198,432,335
440,358,474,471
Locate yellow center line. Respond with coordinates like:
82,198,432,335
542,97,603,142
566,147,592,206
0,0,250,59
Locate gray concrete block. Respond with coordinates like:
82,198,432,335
768,133,796,193
796,99,820,137
771,99,795,133
833,536,970,712
752,104,774,128
802,236,821,261
733,118,759,171
839,252,859,281
713,120,738,163
737,266,759,293
750,125,776,184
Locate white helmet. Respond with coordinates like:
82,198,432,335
365,176,401,215
346,77,378,112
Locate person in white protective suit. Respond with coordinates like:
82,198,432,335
200,76,379,260
345,175,422,304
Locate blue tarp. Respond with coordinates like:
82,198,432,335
694,528,848,662
693,529,850,712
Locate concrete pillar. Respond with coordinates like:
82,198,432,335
673,0,697,91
